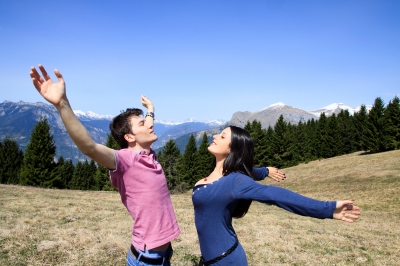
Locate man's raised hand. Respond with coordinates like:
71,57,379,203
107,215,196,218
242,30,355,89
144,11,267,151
30,64,66,106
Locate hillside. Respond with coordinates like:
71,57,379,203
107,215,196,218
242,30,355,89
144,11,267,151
1,150,399,265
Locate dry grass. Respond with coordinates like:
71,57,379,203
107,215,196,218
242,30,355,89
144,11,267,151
1,150,400,265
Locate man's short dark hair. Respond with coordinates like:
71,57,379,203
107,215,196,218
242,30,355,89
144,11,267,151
110,108,143,149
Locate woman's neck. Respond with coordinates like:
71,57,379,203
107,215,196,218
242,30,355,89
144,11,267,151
197,156,225,184
209,157,224,178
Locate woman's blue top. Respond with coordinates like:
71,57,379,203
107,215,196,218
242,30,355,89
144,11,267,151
192,167,336,262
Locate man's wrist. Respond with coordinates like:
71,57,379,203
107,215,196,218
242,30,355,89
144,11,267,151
146,112,155,119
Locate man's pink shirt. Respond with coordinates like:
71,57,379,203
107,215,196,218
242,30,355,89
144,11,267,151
110,149,180,250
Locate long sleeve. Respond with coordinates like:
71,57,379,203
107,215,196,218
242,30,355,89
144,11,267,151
232,173,336,219
252,167,269,181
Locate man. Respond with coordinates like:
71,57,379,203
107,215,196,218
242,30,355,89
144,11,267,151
30,65,180,266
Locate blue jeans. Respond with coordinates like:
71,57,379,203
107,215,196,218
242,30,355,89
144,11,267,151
126,245,173,266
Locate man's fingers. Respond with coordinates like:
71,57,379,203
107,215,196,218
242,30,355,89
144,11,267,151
38,64,51,81
54,69,63,82
31,66,46,84
31,78,42,91
30,67,40,80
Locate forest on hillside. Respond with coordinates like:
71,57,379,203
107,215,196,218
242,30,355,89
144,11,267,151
1,96,399,192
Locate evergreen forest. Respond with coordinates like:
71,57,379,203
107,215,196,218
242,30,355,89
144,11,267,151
1,96,399,192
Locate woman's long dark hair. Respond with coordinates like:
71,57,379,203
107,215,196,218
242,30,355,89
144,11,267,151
222,126,255,218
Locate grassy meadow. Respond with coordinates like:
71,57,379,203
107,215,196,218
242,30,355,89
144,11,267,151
1,150,400,265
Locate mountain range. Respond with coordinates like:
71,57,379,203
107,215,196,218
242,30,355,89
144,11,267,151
0,100,370,163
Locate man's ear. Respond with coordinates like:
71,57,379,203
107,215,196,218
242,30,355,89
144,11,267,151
124,133,136,144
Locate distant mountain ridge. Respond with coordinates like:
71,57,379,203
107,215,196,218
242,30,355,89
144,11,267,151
161,102,372,153
309,103,366,117
0,100,371,162
228,102,371,129
229,102,317,129
0,101,226,162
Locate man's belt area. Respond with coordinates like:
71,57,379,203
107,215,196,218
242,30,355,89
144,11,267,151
130,245,172,265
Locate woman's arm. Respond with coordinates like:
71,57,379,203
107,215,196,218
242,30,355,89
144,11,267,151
252,167,286,182
233,174,360,222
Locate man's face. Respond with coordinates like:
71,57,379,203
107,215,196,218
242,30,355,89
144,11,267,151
125,116,158,148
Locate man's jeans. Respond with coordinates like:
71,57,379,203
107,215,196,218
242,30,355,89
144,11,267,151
126,245,173,266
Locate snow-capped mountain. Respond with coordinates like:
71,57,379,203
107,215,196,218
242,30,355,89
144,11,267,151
0,100,372,162
229,102,317,129
310,103,372,117
156,118,225,127
73,110,114,120
0,101,226,162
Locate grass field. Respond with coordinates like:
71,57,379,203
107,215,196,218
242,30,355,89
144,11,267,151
1,150,400,265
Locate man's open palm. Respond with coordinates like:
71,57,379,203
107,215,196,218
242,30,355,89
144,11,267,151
30,64,66,106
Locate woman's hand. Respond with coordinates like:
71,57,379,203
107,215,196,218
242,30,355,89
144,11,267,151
267,167,286,182
333,200,361,223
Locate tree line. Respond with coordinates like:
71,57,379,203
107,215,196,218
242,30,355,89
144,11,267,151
0,118,119,191
244,96,399,169
1,96,399,191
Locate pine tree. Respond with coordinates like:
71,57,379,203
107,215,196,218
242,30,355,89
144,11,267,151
177,134,199,187
197,132,213,179
262,126,276,166
248,120,268,167
272,115,288,168
337,110,358,154
69,161,84,190
244,121,252,134
19,117,56,187
47,156,66,188
325,114,341,158
159,139,183,190
305,118,318,161
316,113,330,158
48,156,75,189
87,159,98,190
69,159,96,190
0,137,24,184
64,159,75,188
383,96,400,150
282,123,297,167
94,134,120,191
353,105,369,150
362,97,386,153
289,121,307,165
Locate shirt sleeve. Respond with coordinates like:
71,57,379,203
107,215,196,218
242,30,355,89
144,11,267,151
252,167,268,181
232,173,336,219
109,149,134,188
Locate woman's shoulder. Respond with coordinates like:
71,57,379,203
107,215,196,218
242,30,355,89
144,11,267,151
228,171,252,179
229,172,257,187
194,178,208,187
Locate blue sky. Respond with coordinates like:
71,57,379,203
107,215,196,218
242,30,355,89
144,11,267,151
1,0,399,121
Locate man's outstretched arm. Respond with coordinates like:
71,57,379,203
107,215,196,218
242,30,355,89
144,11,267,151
30,64,116,169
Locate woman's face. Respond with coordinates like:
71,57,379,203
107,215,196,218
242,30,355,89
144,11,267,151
208,127,231,158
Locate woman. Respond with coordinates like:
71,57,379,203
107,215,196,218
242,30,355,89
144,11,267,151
192,126,360,266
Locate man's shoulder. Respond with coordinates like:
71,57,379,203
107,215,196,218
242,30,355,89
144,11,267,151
114,148,136,162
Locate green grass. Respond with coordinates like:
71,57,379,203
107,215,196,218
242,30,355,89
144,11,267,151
1,150,400,265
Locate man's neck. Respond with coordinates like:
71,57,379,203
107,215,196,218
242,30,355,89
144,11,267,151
128,144,152,154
